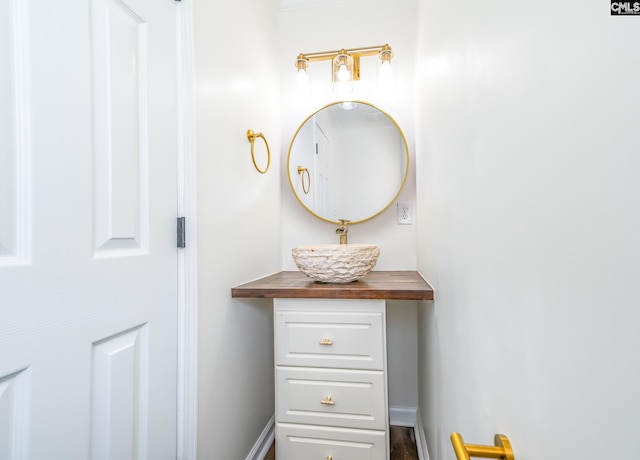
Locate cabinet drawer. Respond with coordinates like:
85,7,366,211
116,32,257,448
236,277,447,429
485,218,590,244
275,311,384,370
276,367,387,430
277,423,387,460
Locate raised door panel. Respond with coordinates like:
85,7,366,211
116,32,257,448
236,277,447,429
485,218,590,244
92,0,148,257
0,0,29,266
277,423,387,460
275,311,384,370
277,367,387,430
90,325,149,460
0,369,29,460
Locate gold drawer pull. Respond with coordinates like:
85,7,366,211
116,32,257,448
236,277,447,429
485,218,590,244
319,338,333,346
327,456,333,460
451,433,514,460
321,396,335,406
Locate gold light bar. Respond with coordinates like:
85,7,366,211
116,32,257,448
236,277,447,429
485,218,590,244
294,44,393,82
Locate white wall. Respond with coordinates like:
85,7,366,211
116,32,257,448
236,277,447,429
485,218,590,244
278,0,420,410
416,1,640,459
193,0,282,457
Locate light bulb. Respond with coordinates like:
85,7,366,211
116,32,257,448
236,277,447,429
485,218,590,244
296,68,309,87
337,63,350,82
378,61,394,88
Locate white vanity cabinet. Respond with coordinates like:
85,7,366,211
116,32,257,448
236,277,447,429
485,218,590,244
274,298,389,460
231,271,434,460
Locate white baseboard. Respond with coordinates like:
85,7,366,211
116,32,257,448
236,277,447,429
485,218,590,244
245,415,275,460
414,411,431,460
389,406,417,427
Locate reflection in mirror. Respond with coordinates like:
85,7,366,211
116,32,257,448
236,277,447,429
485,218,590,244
287,101,409,224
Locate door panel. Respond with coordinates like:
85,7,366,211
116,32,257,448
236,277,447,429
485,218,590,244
92,0,147,255
0,0,179,458
0,0,28,265
90,325,149,460
0,369,29,459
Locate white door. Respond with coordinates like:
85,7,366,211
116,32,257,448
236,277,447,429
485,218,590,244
313,122,333,219
0,0,180,458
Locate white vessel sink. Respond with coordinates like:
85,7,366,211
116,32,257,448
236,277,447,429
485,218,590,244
292,244,380,283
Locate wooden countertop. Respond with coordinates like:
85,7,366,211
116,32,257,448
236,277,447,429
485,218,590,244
231,271,434,301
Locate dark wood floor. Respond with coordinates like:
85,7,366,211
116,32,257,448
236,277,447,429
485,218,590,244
389,426,420,459
264,425,419,460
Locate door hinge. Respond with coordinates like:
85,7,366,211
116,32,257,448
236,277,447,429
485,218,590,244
177,217,186,248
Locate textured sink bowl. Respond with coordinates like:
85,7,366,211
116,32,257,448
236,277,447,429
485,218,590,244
292,244,380,283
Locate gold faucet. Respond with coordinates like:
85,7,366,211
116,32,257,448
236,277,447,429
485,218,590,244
336,219,350,244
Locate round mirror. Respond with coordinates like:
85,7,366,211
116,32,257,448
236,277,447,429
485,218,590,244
287,101,409,224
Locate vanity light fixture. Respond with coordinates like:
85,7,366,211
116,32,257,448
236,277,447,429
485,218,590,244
294,44,394,89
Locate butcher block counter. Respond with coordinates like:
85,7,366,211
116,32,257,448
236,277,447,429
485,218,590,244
231,270,434,301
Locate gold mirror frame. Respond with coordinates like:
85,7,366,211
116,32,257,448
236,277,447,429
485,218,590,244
287,100,410,225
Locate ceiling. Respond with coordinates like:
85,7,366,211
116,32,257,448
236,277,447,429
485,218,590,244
278,0,353,11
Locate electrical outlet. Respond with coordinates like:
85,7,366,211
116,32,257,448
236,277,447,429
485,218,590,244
397,202,412,225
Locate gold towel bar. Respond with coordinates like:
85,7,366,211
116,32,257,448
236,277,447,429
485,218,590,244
247,129,271,174
451,433,514,460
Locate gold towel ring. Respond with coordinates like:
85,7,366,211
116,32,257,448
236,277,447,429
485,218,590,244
247,129,271,174
297,166,310,194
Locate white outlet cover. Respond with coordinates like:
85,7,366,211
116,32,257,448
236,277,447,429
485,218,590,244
397,202,412,225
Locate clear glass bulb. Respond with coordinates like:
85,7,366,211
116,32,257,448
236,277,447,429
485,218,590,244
337,63,350,82
296,68,309,86
378,61,393,88
296,69,310,98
